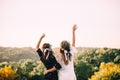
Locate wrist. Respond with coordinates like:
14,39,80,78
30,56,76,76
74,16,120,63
40,37,43,39
72,29,75,31
47,69,50,73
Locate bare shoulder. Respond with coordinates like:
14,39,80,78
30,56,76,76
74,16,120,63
57,53,62,64
57,53,62,59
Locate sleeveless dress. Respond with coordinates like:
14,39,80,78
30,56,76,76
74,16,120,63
58,47,77,80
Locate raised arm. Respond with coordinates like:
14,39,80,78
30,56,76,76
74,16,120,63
36,33,45,50
72,24,77,47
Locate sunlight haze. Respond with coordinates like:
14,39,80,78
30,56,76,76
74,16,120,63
0,0,120,48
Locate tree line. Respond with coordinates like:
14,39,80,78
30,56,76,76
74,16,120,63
0,47,120,80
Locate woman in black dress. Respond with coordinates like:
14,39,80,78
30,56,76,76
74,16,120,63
36,33,61,80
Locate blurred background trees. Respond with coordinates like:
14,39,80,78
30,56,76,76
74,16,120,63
0,47,120,80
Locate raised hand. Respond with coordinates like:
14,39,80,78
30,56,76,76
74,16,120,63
36,33,45,50
72,24,77,32
41,33,45,39
72,24,77,47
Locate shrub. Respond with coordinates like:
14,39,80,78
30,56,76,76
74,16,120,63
0,66,19,80
88,62,120,80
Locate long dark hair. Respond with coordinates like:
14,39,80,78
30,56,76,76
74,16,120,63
60,40,72,65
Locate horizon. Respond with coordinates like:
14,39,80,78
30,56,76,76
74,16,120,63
0,45,119,49
0,0,120,49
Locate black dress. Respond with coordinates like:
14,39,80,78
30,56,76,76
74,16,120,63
36,48,61,80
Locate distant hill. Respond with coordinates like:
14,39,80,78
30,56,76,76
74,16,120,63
0,47,114,62
0,46,99,62
0,47,39,62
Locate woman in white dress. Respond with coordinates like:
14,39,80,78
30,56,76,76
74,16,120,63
58,24,78,80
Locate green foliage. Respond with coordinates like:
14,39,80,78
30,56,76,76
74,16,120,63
74,48,120,80
75,61,95,80
88,62,120,80
0,47,120,80
15,59,45,80
0,59,45,80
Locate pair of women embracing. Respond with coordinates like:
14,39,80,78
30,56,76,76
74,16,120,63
36,24,78,80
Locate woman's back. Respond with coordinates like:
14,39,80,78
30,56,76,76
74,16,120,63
58,24,78,80
58,47,77,80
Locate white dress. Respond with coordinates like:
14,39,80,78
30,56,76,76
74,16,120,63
58,47,77,80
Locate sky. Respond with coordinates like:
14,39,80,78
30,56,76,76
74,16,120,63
0,0,120,48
